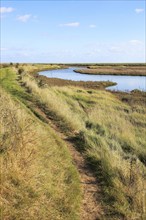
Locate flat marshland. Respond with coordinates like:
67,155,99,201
0,64,146,220
74,64,146,76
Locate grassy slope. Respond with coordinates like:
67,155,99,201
21,66,146,219
0,67,81,220
1,65,146,219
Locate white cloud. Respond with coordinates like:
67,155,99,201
135,8,144,14
129,40,142,45
17,14,31,22
89,24,96,28
0,47,8,51
108,46,124,53
85,49,101,57
60,22,80,27
32,15,38,21
0,7,14,13
84,41,145,61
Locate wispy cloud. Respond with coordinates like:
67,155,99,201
84,40,144,59
0,47,8,51
0,7,14,13
135,8,144,14
108,46,124,53
59,22,80,27
129,40,142,45
17,14,31,22
89,24,96,28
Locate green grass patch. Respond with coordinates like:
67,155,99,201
0,67,31,101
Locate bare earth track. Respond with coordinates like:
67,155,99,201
66,141,103,220
31,104,103,220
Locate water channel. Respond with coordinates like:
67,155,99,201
39,67,146,91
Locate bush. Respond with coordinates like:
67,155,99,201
18,68,24,75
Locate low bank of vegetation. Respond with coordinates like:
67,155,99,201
0,66,81,220
74,65,146,76
32,73,116,89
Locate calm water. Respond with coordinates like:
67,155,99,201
39,67,146,92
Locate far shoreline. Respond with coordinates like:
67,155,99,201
73,65,146,76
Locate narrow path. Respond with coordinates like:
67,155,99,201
27,104,103,219
65,139,103,220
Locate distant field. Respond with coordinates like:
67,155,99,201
74,65,146,76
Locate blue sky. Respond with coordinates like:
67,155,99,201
0,0,145,63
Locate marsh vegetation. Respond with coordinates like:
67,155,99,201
0,64,146,220
74,65,146,76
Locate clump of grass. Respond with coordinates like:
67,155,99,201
22,74,85,132
0,67,32,101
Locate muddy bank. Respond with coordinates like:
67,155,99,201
33,73,116,89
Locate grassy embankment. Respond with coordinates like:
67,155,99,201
74,65,146,76
0,66,81,220
1,64,146,220
19,65,146,220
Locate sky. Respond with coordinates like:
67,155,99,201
0,0,145,63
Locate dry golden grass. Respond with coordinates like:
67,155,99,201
22,74,85,132
1,65,146,219
21,71,146,219
0,87,81,220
